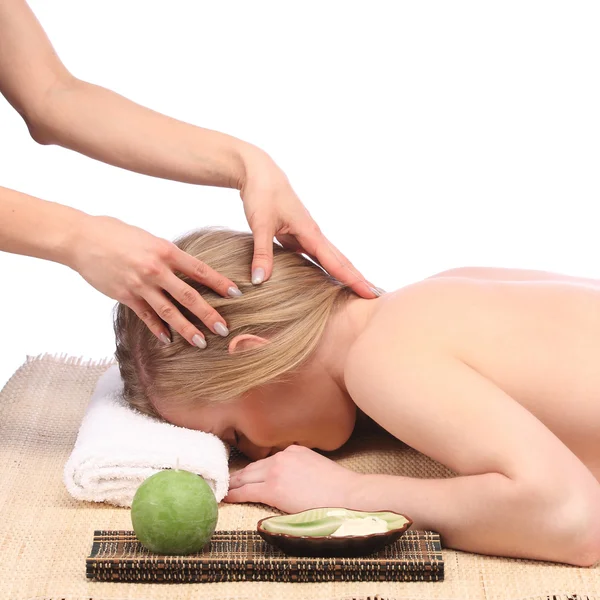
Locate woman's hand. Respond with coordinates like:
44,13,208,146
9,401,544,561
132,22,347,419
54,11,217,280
223,445,363,513
240,152,379,298
67,215,241,347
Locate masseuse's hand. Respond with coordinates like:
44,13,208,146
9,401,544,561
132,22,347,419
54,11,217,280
224,445,363,513
69,215,240,347
241,153,379,298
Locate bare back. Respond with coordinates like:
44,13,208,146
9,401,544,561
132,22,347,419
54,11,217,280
362,267,600,480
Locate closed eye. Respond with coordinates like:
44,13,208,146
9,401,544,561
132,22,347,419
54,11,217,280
223,428,240,448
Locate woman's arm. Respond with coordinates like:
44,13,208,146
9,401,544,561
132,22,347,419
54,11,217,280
350,466,598,566
0,185,84,264
0,0,251,188
0,185,242,345
224,442,600,566
0,0,376,298
343,347,600,566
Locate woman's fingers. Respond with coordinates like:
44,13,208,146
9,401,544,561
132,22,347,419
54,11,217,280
68,216,240,346
152,245,241,345
127,298,172,345
249,220,275,285
295,223,379,298
226,463,271,504
141,288,208,348
223,482,270,504
275,233,302,252
239,157,379,296
229,464,267,489
276,233,320,265
158,271,230,338
129,273,230,348
171,246,242,299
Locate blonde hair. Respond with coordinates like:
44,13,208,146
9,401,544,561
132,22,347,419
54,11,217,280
114,227,354,419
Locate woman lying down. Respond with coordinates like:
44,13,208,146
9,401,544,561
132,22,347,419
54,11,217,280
114,227,600,567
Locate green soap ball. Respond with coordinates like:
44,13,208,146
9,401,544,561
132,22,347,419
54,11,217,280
131,469,218,555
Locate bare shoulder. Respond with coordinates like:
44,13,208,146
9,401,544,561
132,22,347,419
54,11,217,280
342,280,596,483
343,278,460,398
343,275,497,418
350,276,476,350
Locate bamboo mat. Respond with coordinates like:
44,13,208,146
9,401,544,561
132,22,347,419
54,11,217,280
86,529,443,583
1,354,599,599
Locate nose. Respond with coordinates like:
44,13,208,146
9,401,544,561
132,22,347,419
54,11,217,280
256,446,273,460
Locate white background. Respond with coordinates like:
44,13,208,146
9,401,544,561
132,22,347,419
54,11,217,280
1,1,599,389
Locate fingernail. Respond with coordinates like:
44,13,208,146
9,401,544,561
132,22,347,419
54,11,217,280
214,322,229,337
252,267,265,285
227,286,243,298
159,333,171,345
369,286,383,297
192,334,207,349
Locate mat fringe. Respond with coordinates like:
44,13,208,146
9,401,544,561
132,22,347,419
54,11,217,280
25,352,115,368
516,594,600,600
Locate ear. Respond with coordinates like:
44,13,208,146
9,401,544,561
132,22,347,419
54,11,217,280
228,334,270,354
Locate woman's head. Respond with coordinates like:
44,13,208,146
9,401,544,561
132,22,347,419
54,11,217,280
114,227,357,457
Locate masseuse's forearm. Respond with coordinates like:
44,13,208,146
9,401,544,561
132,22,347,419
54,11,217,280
31,77,264,188
1,0,264,188
350,471,600,566
0,185,83,265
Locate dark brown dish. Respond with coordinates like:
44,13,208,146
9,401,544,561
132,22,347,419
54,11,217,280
257,507,413,557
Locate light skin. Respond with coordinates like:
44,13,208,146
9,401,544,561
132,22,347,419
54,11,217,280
0,0,378,348
156,267,600,567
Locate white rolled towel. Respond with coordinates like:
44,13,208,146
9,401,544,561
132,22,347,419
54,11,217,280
63,364,230,507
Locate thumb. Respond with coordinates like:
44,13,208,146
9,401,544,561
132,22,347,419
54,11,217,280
250,221,275,285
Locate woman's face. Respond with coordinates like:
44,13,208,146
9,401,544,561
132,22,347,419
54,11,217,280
155,363,357,461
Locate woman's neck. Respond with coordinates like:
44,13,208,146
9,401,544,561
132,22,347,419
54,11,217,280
313,295,383,394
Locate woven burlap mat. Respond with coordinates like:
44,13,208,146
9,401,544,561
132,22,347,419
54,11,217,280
0,354,598,600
